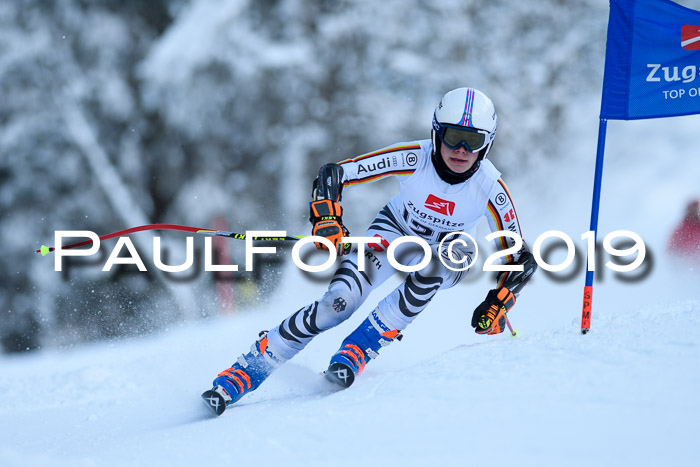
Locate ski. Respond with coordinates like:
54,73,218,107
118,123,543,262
202,367,350,417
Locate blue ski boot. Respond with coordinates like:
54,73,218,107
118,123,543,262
325,308,402,388
202,331,284,415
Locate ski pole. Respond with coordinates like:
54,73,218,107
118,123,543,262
504,314,519,337
35,223,305,256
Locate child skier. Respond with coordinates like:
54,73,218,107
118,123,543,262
203,87,537,415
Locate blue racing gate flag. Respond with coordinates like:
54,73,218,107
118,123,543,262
601,0,700,120
582,0,700,334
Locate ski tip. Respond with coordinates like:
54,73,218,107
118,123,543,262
201,389,227,416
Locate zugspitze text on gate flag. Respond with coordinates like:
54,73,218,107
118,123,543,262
601,0,700,120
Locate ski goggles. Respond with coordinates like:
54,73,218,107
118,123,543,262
436,123,491,152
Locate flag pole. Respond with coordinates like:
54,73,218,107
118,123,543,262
581,118,608,334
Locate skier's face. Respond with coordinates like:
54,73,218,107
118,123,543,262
441,144,479,173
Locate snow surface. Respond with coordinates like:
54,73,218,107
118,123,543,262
1,298,698,467
2,106,700,466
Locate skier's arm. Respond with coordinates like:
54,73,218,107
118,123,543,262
310,141,423,201
309,163,350,255
337,142,422,189
308,142,422,254
471,179,537,335
483,178,536,294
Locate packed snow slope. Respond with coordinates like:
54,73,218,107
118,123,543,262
1,299,699,467
1,110,700,466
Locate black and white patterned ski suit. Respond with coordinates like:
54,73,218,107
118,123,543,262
266,139,526,361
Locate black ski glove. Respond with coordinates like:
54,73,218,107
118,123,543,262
471,286,516,335
310,199,351,255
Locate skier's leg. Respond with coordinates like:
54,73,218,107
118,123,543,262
376,260,468,330
210,204,407,403
326,240,473,387
265,248,396,359
325,306,402,388
265,205,407,362
377,237,474,330
210,330,285,407
212,241,397,406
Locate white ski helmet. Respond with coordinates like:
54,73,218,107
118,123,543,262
431,87,497,161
